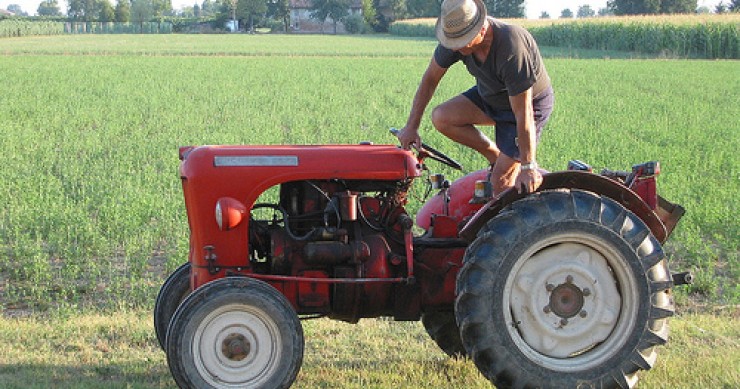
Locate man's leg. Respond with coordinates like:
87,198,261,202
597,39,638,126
431,95,499,164
489,153,519,195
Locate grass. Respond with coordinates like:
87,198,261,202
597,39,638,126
0,309,737,388
1,35,737,313
0,32,737,387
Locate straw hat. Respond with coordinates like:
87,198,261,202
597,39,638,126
435,0,487,50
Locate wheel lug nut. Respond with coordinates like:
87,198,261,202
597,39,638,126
560,318,568,326
566,275,574,283
543,305,551,314
580,310,588,318
546,283,555,292
583,288,591,296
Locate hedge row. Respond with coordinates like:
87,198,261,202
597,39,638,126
0,19,64,38
389,18,740,59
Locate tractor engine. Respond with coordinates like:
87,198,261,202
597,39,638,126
247,179,413,322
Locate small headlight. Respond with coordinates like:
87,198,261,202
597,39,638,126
215,197,247,231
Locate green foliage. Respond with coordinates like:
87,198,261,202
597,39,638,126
0,19,64,37
236,0,268,30
131,0,153,24
388,20,434,37
37,0,63,16
266,0,290,32
577,4,596,18
100,0,115,21
528,20,739,59
344,13,369,33
406,0,440,18
485,0,525,18
63,21,173,33
311,0,352,33
608,0,697,15
115,0,131,22
390,16,740,59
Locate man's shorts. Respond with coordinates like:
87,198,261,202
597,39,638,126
462,85,555,160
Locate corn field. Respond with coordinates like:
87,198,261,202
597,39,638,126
0,20,172,38
391,14,740,59
65,22,173,34
0,19,64,38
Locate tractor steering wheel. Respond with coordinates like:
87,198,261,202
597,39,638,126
390,128,463,171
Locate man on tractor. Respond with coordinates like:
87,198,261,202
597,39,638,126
397,0,555,196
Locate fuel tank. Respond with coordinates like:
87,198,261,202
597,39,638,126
416,169,488,231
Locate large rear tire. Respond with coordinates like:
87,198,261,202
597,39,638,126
166,277,304,389
456,190,674,388
154,262,191,350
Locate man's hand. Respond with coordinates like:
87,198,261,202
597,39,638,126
396,126,422,151
515,167,543,194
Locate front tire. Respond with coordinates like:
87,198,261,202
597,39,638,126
154,262,191,350
456,190,674,388
166,277,304,389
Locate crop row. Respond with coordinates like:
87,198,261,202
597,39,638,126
0,19,64,38
0,20,174,37
390,14,740,59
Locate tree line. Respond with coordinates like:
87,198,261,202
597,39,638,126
3,0,738,33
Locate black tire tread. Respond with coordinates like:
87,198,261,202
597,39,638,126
153,262,191,351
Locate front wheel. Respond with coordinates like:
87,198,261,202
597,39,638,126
166,277,304,389
154,262,191,350
456,190,674,388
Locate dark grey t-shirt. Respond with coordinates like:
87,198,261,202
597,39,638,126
434,17,551,110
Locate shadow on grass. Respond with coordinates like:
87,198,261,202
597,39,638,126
0,363,175,389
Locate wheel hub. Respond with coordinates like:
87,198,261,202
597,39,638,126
222,333,251,361
548,282,584,319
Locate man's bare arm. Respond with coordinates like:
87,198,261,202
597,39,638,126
397,57,447,150
509,88,543,193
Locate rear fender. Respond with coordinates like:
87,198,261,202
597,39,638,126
459,171,684,244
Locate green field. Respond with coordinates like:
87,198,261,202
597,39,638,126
0,34,738,387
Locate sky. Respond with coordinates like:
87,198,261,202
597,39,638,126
1,0,724,18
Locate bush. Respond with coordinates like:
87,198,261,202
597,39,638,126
343,14,368,34
264,18,286,33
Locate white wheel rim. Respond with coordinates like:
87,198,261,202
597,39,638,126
193,303,282,387
505,232,638,371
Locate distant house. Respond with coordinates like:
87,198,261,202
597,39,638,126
289,0,363,34
1,9,15,16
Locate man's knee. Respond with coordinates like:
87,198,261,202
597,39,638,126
430,105,449,130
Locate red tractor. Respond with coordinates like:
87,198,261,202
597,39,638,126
155,134,690,388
